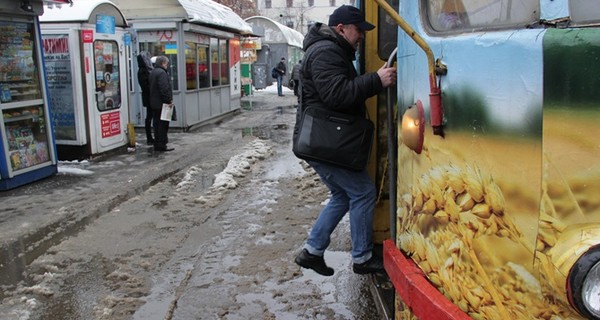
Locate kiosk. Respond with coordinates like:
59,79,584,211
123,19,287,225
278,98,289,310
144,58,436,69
40,0,130,159
112,0,254,131
0,0,60,190
245,16,304,88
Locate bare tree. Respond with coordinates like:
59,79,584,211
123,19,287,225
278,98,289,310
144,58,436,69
214,0,258,18
281,2,321,34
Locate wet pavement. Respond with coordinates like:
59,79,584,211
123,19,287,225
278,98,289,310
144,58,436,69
0,87,299,290
0,86,396,320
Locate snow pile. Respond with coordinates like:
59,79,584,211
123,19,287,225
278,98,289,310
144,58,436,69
195,139,272,206
212,139,272,190
57,160,94,176
176,165,203,191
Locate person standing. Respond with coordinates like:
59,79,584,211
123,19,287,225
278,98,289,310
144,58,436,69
293,5,397,276
137,51,154,145
149,56,174,152
291,59,302,98
276,57,287,96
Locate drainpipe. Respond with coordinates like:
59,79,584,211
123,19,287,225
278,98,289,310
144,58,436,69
372,0,444,137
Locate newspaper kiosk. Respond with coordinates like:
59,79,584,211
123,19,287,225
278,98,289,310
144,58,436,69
40,0,130,159
0,0,59,190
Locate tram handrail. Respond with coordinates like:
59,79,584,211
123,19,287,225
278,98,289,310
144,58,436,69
385,48,398,243
371,0,444,136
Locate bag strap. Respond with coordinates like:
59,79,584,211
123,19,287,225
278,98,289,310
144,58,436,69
299,40,331,114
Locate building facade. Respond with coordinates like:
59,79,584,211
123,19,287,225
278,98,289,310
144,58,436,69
255,0,354,35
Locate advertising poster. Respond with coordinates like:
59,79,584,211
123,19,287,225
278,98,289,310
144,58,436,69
229,38,241,96
42,34,76,141
100,111,121,138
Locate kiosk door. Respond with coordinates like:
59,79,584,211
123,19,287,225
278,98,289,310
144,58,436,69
82,30,128,154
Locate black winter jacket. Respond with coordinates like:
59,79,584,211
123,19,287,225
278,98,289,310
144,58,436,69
299,22,383,117
136,53,152,107
149,66,173,111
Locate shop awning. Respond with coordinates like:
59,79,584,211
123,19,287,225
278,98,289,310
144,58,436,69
245,16,304,48
178,0,253,35
109,0,253,35
39,0,127,27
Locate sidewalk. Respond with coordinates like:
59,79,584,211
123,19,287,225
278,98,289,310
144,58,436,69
0,86,298,286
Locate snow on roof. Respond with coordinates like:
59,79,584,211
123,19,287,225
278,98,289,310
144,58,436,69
178,0,253,34
245,16,304,48
39,0,127,26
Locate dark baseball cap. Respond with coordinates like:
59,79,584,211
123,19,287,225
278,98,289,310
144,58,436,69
328,5,375,31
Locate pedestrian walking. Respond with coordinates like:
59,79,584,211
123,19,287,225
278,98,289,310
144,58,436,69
275,57,287,96
137,51,154,145
149,56,174,152
293,5,397,276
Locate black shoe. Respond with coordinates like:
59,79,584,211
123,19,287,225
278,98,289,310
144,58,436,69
154,147,174,152
294,249,334,276
147,138,155,145
353,256,384,275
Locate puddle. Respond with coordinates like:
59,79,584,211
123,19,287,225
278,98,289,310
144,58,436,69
0,206,115,296
240,124,288,139
240,99,267,111
42,256,113,319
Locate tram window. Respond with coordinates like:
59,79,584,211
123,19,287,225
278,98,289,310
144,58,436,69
426,0,539,32
570,0,600,25
378,0,399,61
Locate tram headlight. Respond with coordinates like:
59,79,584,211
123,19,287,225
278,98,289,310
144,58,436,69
567,245,600,319
401,100,425,154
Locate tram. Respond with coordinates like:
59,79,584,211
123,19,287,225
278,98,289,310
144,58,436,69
362,0,600,319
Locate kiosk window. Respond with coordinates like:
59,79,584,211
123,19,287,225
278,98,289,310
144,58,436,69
0,21,42,103
93,40,121,111
185,42,197,90
220,39,229,86
209,38,229,87
210,38,220,86
139,41,179,91
198,45,210,88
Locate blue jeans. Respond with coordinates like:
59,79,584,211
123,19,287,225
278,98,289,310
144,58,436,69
277,75,283,96
303,161,376,264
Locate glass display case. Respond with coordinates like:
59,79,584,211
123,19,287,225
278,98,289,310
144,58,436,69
3,106,50,171
0,22,42,103
0,15,56,189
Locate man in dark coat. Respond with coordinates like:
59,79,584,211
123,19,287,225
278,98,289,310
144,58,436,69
149,56,174,152
293,5,396,276
275,57,287,96
290,59,302,98
137,51,154,145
